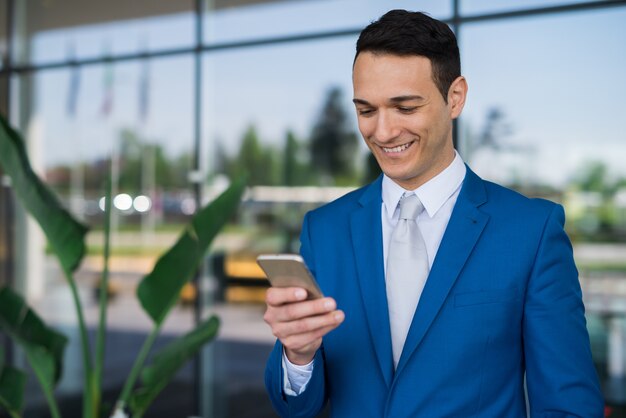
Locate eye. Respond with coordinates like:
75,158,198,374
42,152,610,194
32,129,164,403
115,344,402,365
397,106,418,113
358,108,375,116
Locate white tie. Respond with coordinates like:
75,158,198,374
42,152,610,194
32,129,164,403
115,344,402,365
386,193,430,369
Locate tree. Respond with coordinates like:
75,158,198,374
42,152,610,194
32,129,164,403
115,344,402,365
283,130,310,186
213,140,233,179
309,87,359,184
116,129,181,192
234,125,278,186
283,130,298,186
362,152,381,185
477,107,514,151
575,161,610,195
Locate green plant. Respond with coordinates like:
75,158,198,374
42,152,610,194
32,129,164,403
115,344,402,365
0,115,245,418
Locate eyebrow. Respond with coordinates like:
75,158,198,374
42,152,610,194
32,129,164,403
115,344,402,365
389,95,425,103
352,98,371,106
352,95,425,106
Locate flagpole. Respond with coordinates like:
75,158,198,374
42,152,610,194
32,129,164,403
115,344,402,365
137,48,156,249
101,49,118,239
67,46,84,221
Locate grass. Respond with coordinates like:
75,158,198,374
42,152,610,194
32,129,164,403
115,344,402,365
85,245,165,257
89,223,186,233
87,222,253,235
578,262,626,274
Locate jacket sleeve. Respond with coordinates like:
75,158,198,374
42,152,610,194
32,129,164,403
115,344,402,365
264,212,329,417
523,204,604,417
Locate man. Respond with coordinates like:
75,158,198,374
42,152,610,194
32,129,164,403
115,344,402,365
264,10,603,417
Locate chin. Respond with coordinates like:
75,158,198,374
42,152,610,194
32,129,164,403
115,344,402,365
383,170,411,184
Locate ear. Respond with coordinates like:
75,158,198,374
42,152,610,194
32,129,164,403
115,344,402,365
447,76,468,119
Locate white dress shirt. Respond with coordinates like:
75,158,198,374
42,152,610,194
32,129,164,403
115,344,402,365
282,151,467,395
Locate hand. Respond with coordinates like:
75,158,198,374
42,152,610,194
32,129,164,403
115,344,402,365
264,287,345,365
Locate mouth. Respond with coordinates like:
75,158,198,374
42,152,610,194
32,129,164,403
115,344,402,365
381,140,415,154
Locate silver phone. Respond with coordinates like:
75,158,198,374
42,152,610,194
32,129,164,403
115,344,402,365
256,254,323,300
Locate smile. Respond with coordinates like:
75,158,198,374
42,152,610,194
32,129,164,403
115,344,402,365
382,141,414,154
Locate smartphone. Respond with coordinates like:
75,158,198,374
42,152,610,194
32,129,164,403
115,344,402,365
256,254,323,300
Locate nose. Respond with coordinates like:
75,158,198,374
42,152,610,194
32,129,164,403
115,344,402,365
373,111,399,144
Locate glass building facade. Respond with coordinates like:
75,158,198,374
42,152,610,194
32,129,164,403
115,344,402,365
1,0,625,417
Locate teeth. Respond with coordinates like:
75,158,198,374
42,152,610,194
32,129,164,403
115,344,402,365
383,142,413,153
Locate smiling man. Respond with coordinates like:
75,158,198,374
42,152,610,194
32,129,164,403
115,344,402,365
352,52,463,191
264,10,603,417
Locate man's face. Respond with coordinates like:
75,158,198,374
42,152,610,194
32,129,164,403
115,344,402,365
352,52,466,190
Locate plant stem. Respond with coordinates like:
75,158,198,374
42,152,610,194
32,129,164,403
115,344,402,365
94,175,113,415
116,323,162,409
3,405,23,418
39,382,63,418
63,266,94,418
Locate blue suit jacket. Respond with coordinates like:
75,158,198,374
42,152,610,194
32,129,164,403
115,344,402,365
266,167,603,417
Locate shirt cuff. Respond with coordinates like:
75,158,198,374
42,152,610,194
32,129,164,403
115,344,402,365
281,348,314,396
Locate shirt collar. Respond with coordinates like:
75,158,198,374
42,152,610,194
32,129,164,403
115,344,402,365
382,150,467,220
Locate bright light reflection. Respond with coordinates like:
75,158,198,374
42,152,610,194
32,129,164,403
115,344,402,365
181,197,196,215
133,195,152,213
99,197,106,212
113,194,133,211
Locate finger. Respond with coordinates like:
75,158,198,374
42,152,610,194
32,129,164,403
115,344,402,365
274,297,337,322
283,321,344,352
265,287,308,306
264,297,336,325
273,310,345,340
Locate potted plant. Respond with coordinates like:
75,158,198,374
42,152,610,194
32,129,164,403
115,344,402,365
0,115,245,418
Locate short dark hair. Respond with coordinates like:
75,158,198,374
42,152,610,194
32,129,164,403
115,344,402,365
355,10,460,101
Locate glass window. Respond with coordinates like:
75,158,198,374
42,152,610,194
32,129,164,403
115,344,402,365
459,9,626,403
461,0,605,16
11,55,197,416
205,0,452,44
12,1,195,65
460,0,598,15
460,8,626,188
5,1,625,416
201,37,372,417
203,37,368,188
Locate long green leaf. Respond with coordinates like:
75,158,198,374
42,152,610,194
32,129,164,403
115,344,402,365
0,346,26,418
0,367,25,418
128,316,220,417
93,168,113,417
0,115,88,273
137,177,245,324
0,287,67,384
0,287,66,418
116,179,244,409
24,346,62,418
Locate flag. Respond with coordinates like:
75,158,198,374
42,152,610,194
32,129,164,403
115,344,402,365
66,45,80,118
100,58,114,117
138,58,150,123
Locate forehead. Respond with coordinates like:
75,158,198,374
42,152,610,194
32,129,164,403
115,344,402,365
352,52,437,99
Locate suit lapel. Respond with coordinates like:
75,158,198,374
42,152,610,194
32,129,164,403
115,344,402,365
350,176,394,388
395,167,490,377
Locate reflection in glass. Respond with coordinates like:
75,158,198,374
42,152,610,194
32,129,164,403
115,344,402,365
203,37,370,188
460,8,626,188
4,1,625,416
460,8,626,408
